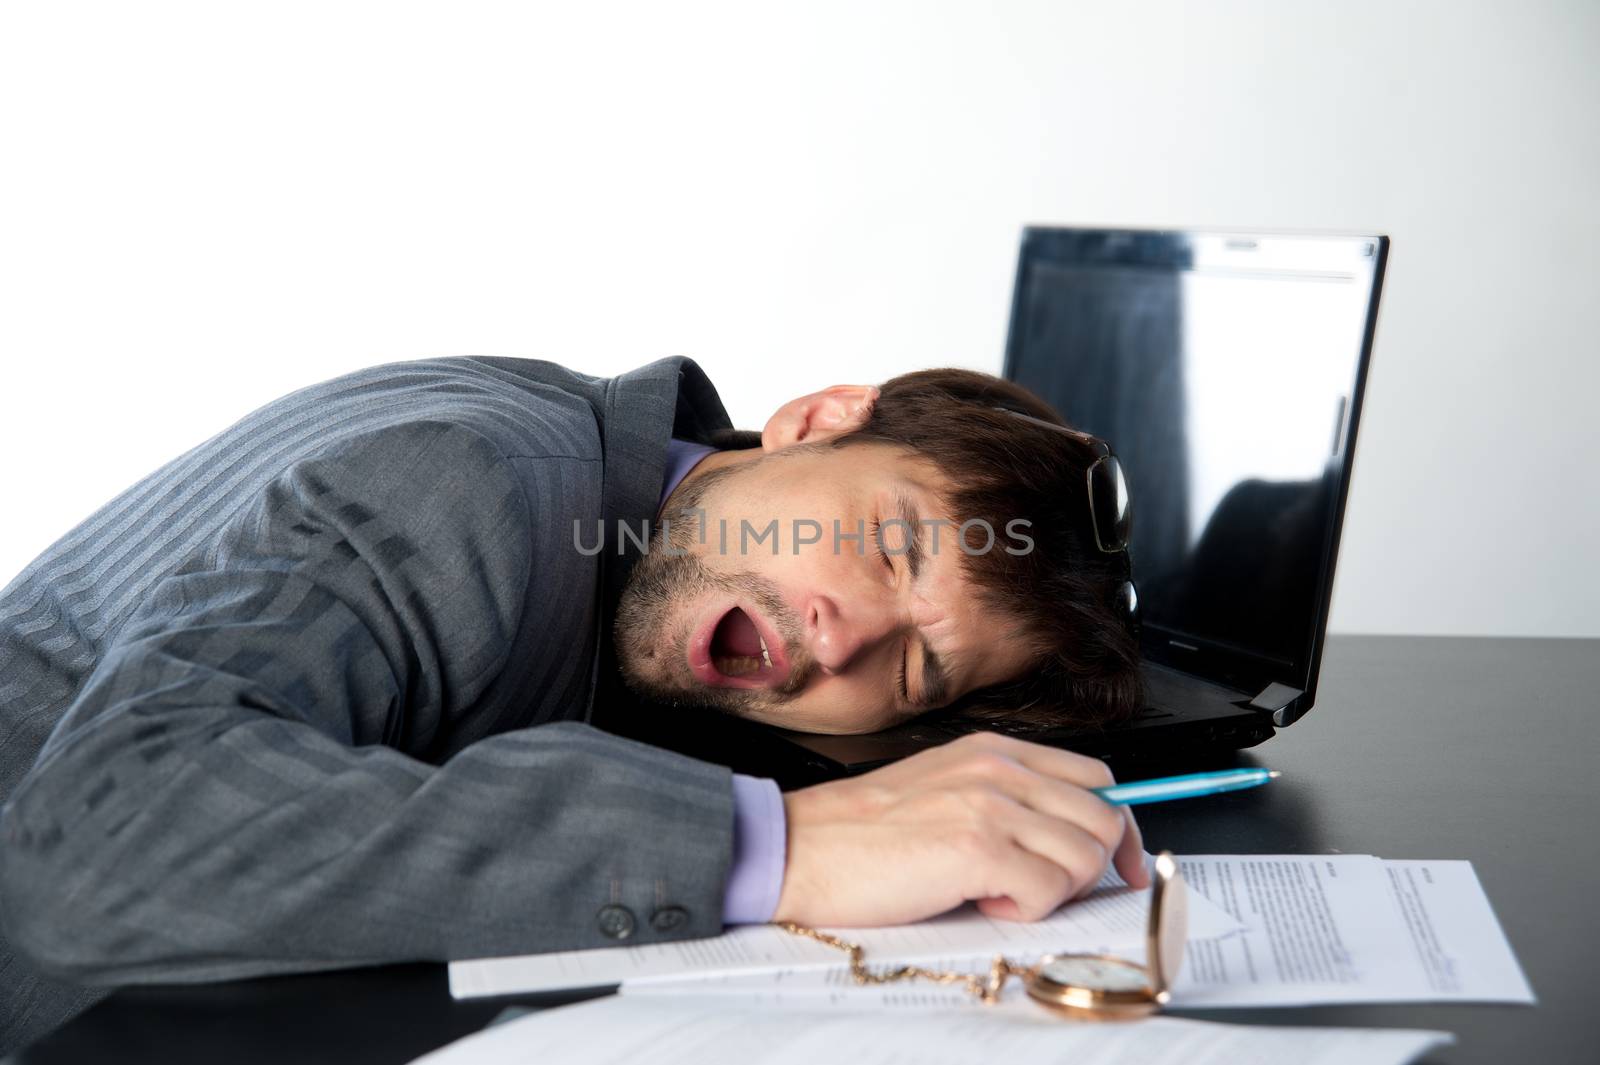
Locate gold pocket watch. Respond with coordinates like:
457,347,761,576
776,851,1187,1021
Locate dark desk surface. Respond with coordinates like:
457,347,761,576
12,635,1598,1064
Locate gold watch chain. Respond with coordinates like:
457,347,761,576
774,921,1032,1005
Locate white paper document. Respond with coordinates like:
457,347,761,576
621,856,1534,1010
1172,856,1535,1006
408,993,1454,1065
448,872,1242,999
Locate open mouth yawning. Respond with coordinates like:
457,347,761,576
712,606,771,676
690,603,792,690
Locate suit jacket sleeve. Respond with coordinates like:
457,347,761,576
0,419,735,984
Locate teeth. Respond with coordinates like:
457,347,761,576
714,634,774,679
714,655,762,677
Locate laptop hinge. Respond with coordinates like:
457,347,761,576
1248,682,1304,726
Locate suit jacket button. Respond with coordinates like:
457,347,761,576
596,904,636,940
650,905,689,933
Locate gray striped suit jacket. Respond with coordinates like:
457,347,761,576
0,355,743,1054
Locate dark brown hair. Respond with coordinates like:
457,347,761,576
834,368,1144,732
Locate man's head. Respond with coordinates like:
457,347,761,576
613,368,1144,735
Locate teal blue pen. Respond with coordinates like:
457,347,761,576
1091,767,1280,806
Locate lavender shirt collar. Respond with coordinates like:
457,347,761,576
658,438,719,512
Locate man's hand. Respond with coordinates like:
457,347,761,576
771,731,1148,928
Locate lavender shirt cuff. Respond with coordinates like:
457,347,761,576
723,774,787,925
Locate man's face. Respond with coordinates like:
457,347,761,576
614,441,1036,734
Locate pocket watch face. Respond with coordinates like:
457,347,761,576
1036,955,1150,992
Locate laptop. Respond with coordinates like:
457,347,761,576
631,227,1389,788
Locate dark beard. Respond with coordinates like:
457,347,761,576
612,460,806,713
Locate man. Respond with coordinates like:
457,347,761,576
0,356,1147,1052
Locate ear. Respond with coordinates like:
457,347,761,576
760,384,880,452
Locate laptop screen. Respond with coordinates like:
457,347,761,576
1004,228,1386,712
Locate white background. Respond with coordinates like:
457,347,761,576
2,0,1595,636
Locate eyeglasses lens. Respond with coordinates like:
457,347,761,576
1089,455,1131,553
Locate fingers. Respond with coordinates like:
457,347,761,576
825,733,1152,928
990,790,1150,898
1113,808,1150,888
944,744,1129,864
976,895,1025,921
944,732,1151,891
965,833,1077,922
985,735,1151,889
993,797,1117,905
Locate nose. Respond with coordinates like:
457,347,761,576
805,591,899,674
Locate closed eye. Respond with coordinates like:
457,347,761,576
872,516,910,702
870,516,894,573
